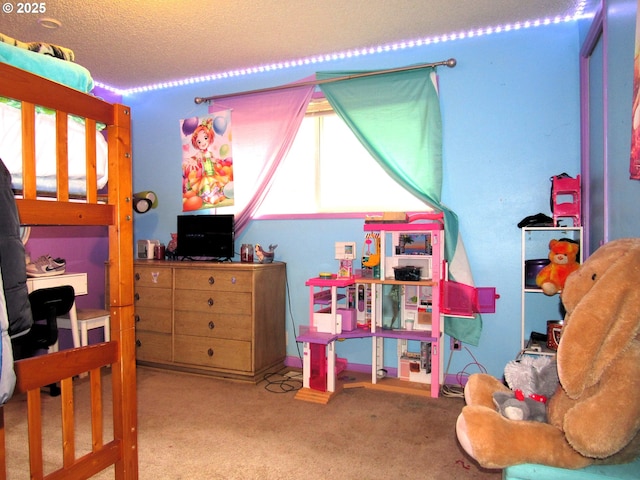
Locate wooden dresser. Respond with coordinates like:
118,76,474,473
134,260,286,382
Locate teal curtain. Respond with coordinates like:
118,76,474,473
318,67,482,345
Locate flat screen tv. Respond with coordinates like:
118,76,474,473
177,214,235,260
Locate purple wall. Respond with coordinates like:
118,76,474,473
91,85,123,104
26,226,109,349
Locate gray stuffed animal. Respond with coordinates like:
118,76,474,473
493,355,559,423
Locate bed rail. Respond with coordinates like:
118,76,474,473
0,62,120,225
0,343,119,479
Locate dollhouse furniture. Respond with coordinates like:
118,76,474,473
551,174,581,227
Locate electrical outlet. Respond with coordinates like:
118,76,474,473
450,337,462,350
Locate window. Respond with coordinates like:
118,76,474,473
255,99,431,216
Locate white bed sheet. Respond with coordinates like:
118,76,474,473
0,102,108,194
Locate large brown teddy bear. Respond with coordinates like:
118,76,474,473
455,238,640,469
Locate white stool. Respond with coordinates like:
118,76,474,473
58,308,111,347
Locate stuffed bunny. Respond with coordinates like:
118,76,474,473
456,238,640,469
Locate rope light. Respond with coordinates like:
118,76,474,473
95,2,588,96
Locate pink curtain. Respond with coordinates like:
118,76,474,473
208,84,314,233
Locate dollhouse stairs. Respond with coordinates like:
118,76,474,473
294,387,339,404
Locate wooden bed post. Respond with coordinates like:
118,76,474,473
107,103,138,479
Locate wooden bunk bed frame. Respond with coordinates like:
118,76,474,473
0,62,138,478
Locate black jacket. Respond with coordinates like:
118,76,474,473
0,159,32,338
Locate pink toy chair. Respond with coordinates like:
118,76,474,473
551,174,581,227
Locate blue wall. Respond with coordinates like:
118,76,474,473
125,22,584,379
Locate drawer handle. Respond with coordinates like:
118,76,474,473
135,273,140,281
135,293,140,301
208,298,214,307
208,276,215,285
135,315,140,322
208,321,215,330
136,339,142,347
231,276,236,284
207,348,214,357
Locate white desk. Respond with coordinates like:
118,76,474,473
26,272,87,349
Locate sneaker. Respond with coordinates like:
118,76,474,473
26,255,66,277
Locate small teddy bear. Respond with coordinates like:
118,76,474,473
536,238,580,296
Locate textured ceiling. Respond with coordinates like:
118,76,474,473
2,0,593,90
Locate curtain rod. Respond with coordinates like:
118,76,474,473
194,58,456,104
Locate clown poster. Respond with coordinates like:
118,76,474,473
180,111,234,210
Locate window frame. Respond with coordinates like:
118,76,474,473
253,96,433,220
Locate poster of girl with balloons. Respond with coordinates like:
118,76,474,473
180,111,234,211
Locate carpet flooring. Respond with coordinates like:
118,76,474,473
4,367,501,479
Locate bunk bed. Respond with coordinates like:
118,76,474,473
0,55,137,479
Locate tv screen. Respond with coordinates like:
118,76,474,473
177,214,235,260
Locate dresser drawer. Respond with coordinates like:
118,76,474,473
134,286,171,310
174,290,251,315
136,331,172,362
174,335,251,371
174,311,251,341
135,266,172,288
174,269,252,293
135,306,172,334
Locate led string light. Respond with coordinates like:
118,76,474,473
95,2,588,96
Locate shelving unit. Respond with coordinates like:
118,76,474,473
520,226,583,353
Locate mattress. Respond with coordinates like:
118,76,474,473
0,99,109,194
